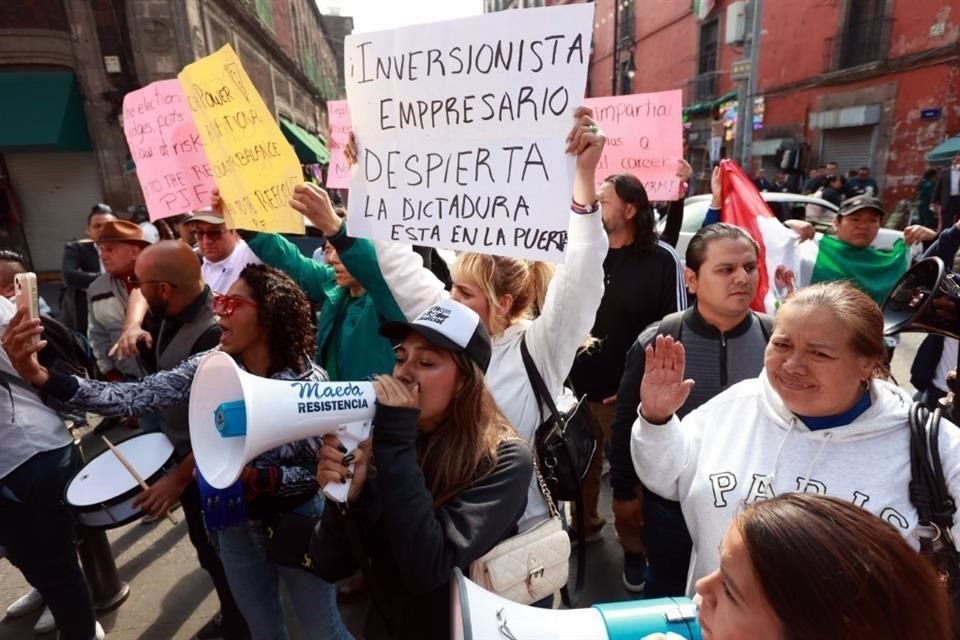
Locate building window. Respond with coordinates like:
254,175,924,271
618,58,633,95
694,18,719,101
617,0,635,47
256,0,274,31
835,0,887,69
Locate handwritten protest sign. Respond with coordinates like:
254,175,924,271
344,4,594,262
121,80,214,220
178,45,304,233
326,100,352,190
585,90,683,200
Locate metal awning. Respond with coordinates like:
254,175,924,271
927,136,960,163
0,70,92,151
279,118,329,164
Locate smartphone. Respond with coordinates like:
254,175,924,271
14,273,39,344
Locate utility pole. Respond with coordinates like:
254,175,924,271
735,0,763,168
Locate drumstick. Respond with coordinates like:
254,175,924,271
101,435,178,525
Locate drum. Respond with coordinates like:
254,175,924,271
65,432,176,529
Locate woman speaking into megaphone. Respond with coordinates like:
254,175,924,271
2,264,352,640
311,299,534,640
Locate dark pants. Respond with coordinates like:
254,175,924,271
0,444,97,640
641,489,692,598
180,479,250,639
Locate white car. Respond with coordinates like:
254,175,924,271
659,192,904,261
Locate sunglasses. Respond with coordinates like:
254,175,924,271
126,274,177,288
211,294,258,317
195,229,225,240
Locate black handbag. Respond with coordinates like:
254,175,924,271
519,335,597,606
908,401,960,610
520,336,597,503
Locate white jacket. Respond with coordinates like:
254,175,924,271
371,210,607,527
631,373,960,594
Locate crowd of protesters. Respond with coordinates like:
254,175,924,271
2,105,960,640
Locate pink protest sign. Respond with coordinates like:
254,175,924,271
122,80,215,220
326,100,352,190
585,90,683,201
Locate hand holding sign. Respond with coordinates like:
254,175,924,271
567,106,605,208
289,184,343,237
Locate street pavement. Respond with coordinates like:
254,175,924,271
0,334,923,638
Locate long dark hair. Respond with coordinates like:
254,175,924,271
739,493,953,640
604,173,656,251
417,350,518,509
239,264,315,376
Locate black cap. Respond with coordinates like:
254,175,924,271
838,195,885,218
379,299,492,372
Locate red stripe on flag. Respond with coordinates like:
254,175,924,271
717,160,774,312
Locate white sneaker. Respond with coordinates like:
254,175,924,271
34,606,55,633
54,621,103,640
5,587,44,618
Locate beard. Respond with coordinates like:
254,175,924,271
147,298,168,318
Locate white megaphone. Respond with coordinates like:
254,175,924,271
188,351,375,502
451,568,702,640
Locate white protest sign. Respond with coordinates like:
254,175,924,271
344,4,594,262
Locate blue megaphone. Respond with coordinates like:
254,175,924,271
451,567,701,639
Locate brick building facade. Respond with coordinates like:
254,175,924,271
576,0,959,205
0,0,347,271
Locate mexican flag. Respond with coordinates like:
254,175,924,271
717,159,909,313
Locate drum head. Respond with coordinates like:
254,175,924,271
66,433,175,508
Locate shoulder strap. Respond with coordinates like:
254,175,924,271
753,312,775,341
519,334,587,607
909,402,957,532
520,334,562,425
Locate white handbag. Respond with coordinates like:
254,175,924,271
468,459,570,604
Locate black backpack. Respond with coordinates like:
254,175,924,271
35,314,97,379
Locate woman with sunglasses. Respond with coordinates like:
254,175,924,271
3,264,352,640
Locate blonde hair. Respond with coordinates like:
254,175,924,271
781,282,889,380
419,351,520,509
452,253,555,330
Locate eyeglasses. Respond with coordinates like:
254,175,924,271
127,275,177,288
212,294,258,317
195,229,225,240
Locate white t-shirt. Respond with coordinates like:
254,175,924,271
200,240,262,294
0,296,72,480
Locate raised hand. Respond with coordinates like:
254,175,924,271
567,106,605,208
639,335,694,424
289,183,344,237
1,310,49,386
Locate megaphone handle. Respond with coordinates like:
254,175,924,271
323,420,371,504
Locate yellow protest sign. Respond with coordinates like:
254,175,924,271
178,44,304,233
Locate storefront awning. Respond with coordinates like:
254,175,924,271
280,118,329,164
0,70,92,151
927,136,960,163
682,91,738,117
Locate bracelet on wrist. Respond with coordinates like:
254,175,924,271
571,199,600,215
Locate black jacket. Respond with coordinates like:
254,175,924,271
311,404,533,639
609,307,770,500
60,240,100,333
933,166,960,209
570,240,684,401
